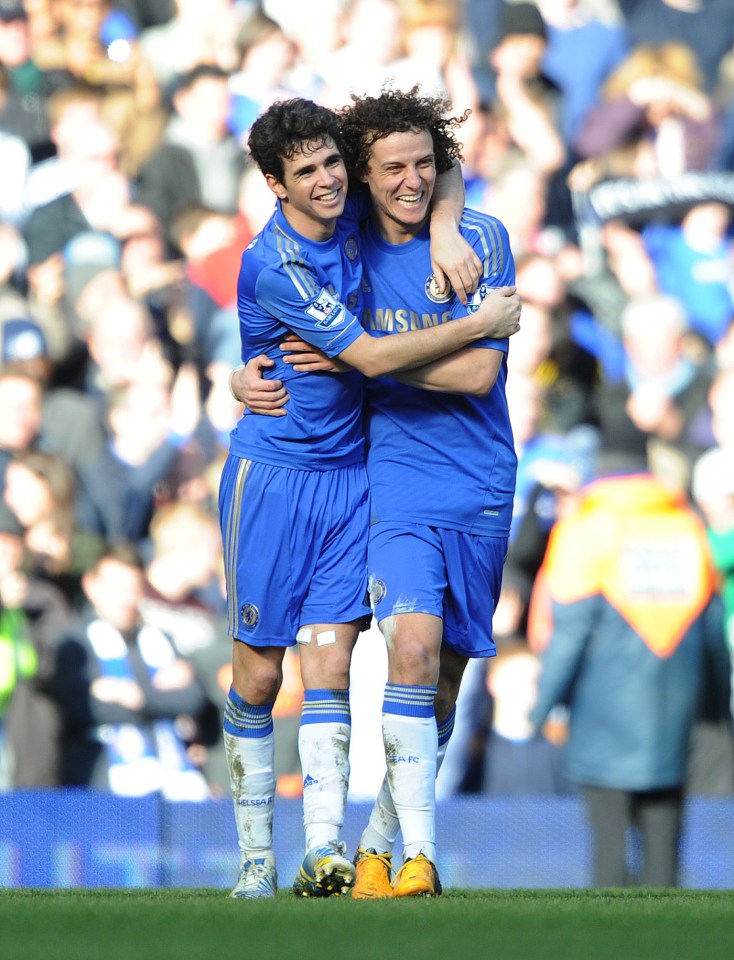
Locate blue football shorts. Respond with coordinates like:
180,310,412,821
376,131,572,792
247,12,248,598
367,521,508,658
219,455,371,646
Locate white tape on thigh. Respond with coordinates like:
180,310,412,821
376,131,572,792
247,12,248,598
316,630,337,646
296,627,312,645
380,616,396,649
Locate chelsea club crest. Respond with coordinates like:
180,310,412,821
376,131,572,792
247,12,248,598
425,274,452,304
240,603,260,629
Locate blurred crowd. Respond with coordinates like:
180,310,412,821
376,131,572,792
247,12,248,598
0,0,733,818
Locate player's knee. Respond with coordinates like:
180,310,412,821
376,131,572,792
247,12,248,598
232,644,283,704
388,637,440,686
300,644,352,689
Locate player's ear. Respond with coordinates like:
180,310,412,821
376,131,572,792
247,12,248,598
265,173,288,200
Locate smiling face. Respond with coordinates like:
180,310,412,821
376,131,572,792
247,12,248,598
266,138,348,241
361,128,436,244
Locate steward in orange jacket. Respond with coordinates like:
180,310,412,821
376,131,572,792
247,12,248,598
530,471,717,791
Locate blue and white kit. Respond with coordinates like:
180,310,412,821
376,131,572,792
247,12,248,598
220,197,372,645
360,207,517,656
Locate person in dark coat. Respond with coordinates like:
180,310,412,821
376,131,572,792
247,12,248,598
530,451,719,886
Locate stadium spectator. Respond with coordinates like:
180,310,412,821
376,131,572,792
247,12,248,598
0,3,51,155
0,368,44,481
573,42,720,177
537,0,629,147
563,218,658,364
77,367,200,548
641,202,734,349
619,0,734,94
30,0,165,174
488,1,565,176
135,64,246,250
594,292,713,492
3,449,104,605
169,203,247,373
475,638,571,796
487,2,572,234
511,256,600,432
74,290,171,406
23,116,135,273
139,499,229,793
385,0,480,114
116,203,186,346
0,494,73,788
138,0,240,94
480,158,555,257
0,313,110,480
52,541,210,799
227,10,298,144
529,450,720,886
317,0,407,106
23,84,105,220
260,0,342,105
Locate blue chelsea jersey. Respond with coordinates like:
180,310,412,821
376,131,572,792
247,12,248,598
362,208,518,536
229,197,367,469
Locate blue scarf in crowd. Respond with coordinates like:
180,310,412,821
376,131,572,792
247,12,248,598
86,620,209,801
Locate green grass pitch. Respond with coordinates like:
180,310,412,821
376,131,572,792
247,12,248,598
2,889,734,960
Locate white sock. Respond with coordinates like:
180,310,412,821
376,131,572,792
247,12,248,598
299,689,351,851
359,708,455,855
223,688,275,857
382,683,438,863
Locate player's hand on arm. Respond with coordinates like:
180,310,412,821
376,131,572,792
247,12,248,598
230,355,289,417
280,333,351,373
430,161,482,304
430,230,483,306
474,285,522,338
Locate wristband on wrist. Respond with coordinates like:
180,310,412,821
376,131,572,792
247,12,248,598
228,364,245,402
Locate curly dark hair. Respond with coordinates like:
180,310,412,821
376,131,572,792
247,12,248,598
247,98,344,183
338,86,468,182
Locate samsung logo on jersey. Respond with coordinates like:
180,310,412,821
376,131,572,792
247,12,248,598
306,289,346,328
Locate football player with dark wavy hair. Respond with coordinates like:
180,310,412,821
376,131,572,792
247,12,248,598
342,87,518,899
221,94,519,901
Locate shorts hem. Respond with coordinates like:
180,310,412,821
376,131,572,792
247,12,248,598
443,639,496,659
299,607,372,628
231,634,295,648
